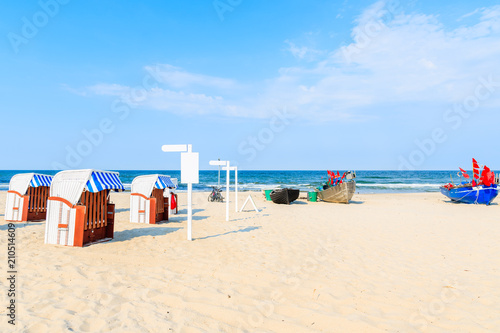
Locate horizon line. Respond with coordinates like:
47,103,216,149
0,169,487,172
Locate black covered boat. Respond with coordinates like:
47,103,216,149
270,188,300,205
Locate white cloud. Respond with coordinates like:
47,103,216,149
87,83,130,96
280,2,500,116
459,8,482,21
285,40,309,59
285,40,324,61
61,83,88,96
144,64,237,90
76,2,500,121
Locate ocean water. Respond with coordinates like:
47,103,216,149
1,170,494,194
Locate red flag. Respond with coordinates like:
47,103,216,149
480,166,487,183
328,171,335,185
340,172,346,184
473,158,480,180
170,192,177,210
481,166,493,186
459,168,470,179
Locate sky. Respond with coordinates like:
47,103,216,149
1,0,500,171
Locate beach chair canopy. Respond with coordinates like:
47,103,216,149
50,169,124,206
131,174,177,198
155,175,177,189
86,171,124,193
9,173,54,196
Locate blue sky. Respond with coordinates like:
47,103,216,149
1,0,500,170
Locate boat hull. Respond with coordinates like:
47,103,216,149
318,181,356,204
270,189,300,205
440,184,499,205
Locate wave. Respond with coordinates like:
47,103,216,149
357,183,441,188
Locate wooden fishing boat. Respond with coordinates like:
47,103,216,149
440,158,498,205
317,180,356,204
270,188,300,205
440,184,498,205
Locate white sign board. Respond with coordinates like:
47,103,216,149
162,144,188,152
209,160,227,166
181,152,199,184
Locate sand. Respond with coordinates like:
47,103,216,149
0,190,499,332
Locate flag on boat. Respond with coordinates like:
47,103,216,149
473,158,480,180
459,168,470,179
480,166,495,187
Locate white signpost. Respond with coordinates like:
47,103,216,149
223,166,238,212
162,144,199,241
209,160,239,221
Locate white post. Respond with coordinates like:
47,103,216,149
188,145,193,240
235,166,238,212
187,144,193,241
226,161,230,222
162,144,198,241
187,183,192,241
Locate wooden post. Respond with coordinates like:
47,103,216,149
73,205,86,247
175,194,178,214
83,192,88,231
21,196,29,222
149,197,157,224
106,203,115,239
101,191,105,228
93,191,97,229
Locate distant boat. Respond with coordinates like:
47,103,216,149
440,184,498,205
270,188,300,205
318,181,356,203
440,158,498,205
317,170,356,204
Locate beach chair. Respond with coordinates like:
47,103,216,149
44,169,124,247
5,173,53,222
130,175,177,224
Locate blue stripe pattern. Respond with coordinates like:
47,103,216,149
86,171,125,193
155,175,177,189
29,174,53,188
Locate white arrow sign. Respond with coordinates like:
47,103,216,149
162,144,188,153
209,160,227,166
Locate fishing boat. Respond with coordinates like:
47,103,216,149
317,170,356,204
440,159,498,205
270,188,300,205
440,184,498,205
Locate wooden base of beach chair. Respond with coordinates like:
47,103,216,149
6,187,50,222
71,191,115,247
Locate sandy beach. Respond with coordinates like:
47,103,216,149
1,190,499,332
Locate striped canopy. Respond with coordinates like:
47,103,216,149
85,171,124,193
30,174,53,188
155,175,177,189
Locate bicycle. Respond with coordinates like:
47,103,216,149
208,186,224,202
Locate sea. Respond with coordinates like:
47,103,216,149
1,170,494,194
